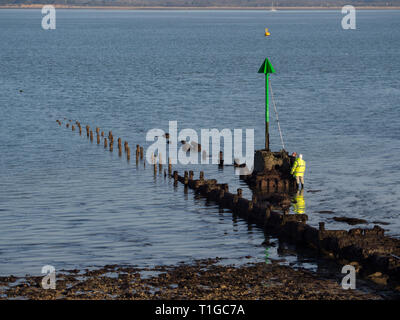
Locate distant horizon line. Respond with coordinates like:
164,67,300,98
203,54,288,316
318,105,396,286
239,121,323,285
2,4,400,10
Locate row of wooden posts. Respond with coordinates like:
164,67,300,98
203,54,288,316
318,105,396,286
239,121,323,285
57,119,136,161
55,118,400,286
58,119,225,168
56,118,173,175
56,118,225,173
56,119,223,195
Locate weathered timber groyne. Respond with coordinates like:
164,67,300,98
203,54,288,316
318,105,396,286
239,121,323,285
56,119,147,167
56,119,400,289
172,170,400,287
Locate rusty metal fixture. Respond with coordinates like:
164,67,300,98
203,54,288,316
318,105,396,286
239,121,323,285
248,201,254,211
159,153,163,171
265,206,271,219
233,195,238,204
318,222,325,240
219,151,224,167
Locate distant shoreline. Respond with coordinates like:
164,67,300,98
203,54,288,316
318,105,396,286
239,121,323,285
1,4,400,10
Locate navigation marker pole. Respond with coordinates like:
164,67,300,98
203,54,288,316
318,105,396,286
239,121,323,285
258,58,275,151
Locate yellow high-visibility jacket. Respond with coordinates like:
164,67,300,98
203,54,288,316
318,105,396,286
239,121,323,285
291,158,306,177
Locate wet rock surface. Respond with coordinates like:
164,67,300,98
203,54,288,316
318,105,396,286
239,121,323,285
0,259,383,300
333,217,368,225
318,210,335,214
372,221,390,226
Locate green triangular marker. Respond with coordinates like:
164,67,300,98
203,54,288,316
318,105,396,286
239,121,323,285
258,58,275,74
258,58,275,150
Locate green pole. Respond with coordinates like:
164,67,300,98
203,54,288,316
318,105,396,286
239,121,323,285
258,58,275,151
265,74,269,151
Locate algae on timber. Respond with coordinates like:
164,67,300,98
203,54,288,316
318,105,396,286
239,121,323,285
253,150,293,175
174,171,400,290
241,150,297,193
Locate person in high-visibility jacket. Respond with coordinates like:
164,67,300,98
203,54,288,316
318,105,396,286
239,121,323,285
291,153,306,188
292,189,305,214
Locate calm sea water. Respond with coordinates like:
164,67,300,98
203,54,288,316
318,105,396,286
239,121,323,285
0,9,399,276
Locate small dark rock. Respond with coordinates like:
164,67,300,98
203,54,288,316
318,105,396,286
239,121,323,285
372,221,390,226
333,217,368,225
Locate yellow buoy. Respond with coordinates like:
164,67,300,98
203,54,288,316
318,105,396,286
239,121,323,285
265,28,271,37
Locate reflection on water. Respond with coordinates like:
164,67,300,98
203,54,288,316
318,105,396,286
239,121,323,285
264,248,271,264
291,189,306,215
